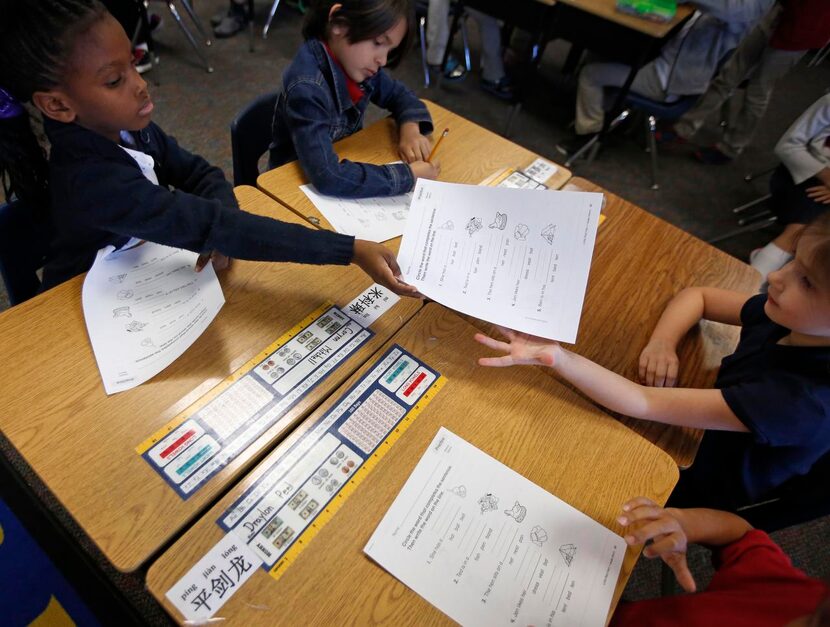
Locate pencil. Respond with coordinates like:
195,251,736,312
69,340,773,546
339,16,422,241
428,128,449,162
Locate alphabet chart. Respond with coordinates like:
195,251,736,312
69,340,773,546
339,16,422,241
397,181,602,342
365,428,624,626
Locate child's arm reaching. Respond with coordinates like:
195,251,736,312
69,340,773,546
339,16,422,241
475,327,749,432
639,287,753,387
617,497,753,593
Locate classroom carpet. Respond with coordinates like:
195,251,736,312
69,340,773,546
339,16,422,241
1,0,828,621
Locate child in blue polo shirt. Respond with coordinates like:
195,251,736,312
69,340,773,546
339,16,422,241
475,212,830,512
269,0,439,198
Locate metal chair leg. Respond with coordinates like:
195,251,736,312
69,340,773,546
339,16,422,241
166,1,213,72
263,0,282,38
733,193,772,214
564,109,629,168
178,0,212,46
460,17,471,72
647,115,659,190
744,167,776,183
248,0,256,52
707,216,777,245
419,17,430,88
738,209,773,226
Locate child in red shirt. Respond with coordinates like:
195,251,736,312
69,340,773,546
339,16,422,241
610,497,829,627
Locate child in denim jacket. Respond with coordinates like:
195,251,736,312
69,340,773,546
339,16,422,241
269,0,439,198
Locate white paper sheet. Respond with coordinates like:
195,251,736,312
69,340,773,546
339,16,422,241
300,184,412,243
82,241,224,394
397,180,602,342
365,428,624,627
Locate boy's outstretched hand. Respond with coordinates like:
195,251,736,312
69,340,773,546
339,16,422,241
638,338,680,387
618,497,697,593
474,327,559,367
352,239,421,298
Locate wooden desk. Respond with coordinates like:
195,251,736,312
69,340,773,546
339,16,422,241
554,0,693,38
147,304,678,624
563,178,760,466
256,100,571,235
0,186,422,572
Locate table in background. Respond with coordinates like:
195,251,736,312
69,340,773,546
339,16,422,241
0,186,422,572
147,304,678,625
256,99,571,235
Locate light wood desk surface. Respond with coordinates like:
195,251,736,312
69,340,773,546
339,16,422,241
257,99,572,235
554,0,694,38
0,186,422,572
566,178,759,466
147,303,678,625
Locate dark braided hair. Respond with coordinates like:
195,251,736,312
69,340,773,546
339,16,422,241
302,0,415,69
0,0,108,214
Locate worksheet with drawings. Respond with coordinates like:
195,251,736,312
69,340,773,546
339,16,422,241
365,428,624,627
397,180,602,342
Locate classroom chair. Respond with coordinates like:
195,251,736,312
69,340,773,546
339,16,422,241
565,91,699,190
416,0,472,88
707,166,778,245
148,0,214,73
735,452,830,532
230,91,280,187
0,200,48,306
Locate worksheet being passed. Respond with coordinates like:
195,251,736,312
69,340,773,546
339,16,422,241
397,181,602,342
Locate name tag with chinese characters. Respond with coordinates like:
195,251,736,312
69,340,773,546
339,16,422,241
166,534,259,621
343,283,400,327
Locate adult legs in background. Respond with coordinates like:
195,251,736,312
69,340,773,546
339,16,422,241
574,61,668,135
425,0,452,67
716,47,805,158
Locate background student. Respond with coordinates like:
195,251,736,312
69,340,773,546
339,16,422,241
751,93,830,277
662,0,830,164
0,0,416,295
268,0,439,198
475,211,830,511
609,497,830,627
556,0,772,156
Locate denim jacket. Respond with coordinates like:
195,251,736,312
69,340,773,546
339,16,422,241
269,38,433,198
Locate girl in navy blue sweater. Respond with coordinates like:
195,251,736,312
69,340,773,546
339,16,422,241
0,0,418,295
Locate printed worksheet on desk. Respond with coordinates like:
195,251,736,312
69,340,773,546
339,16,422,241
82,240,224,394
397,180,602,342
300,184,412,243
365,428,624,627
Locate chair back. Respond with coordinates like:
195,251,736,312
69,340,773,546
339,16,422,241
230,91,280,187
737,453,830,531
0,200,48,306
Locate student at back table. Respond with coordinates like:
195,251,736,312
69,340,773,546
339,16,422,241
268,0,440,199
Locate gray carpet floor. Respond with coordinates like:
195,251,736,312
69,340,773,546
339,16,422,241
2,0,829,621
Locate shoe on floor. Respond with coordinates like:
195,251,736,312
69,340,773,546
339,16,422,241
555,131,597,158
133,42,152,74
694,146,732,165
428,55,468,82
479,76,515,101
654,124,687,146
213,2,249,37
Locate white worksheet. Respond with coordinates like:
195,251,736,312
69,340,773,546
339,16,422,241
397,180,602,342
365,428,624,627
300,184,412,243
82,240,224,394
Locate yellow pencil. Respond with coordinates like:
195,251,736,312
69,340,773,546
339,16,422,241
428,128,449,162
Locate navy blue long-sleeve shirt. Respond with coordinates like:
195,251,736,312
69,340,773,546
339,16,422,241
42,119,355,289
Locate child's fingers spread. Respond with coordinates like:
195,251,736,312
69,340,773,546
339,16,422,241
619,503,665,526
474,333,510,352
478,355,516,367
621,496,657,513
625,517,679,545
643,531,686,557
